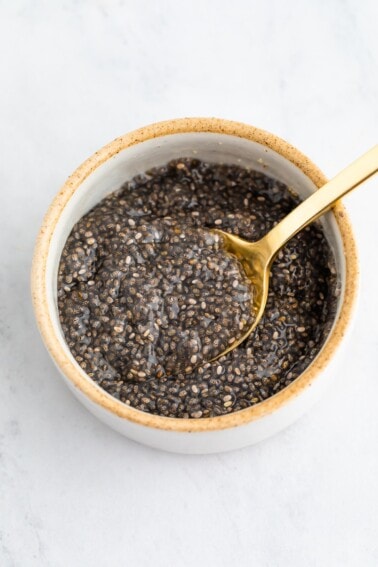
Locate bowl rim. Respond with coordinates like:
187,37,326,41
31,117,359,432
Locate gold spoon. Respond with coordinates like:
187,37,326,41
213,145,378,359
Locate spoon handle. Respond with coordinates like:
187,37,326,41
263,145,378,259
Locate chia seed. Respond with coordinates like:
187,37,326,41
58,158,338,418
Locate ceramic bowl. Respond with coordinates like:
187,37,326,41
31,118,359,454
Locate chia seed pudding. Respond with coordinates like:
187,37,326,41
58,159,338,418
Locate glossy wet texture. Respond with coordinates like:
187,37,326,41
58,159,338,418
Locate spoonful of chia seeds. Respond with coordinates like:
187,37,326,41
212,145,378,359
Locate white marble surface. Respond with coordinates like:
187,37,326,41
1,1,377,565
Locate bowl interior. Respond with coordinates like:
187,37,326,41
47,132,345,388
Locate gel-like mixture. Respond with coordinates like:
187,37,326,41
58,159,338,418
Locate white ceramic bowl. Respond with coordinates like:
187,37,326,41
31,118,359,454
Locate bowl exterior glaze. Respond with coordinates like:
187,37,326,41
31,118,359,454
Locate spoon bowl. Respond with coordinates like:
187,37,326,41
212,230,272,356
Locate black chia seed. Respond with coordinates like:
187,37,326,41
58,159,338,418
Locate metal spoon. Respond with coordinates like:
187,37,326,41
213,145,378,359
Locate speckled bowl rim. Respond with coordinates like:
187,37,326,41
31,117,359,432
